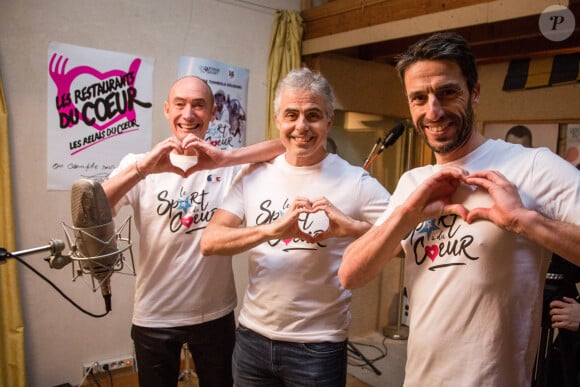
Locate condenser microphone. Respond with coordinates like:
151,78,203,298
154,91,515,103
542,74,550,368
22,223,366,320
377,122,406,154
70,178,118,312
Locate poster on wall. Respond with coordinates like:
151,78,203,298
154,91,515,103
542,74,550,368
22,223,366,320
483,123,559,153
178,57,248,149
565,123,580,168
47,42,154,190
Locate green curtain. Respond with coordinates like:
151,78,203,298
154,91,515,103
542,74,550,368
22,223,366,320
265,10,303,139
0,73,27,386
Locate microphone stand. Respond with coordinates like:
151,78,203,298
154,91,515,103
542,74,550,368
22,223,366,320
344,133,397,376
361,125,409,340
1,242,113,318
383,124,412,341
0,239,71,268
382,255,408,340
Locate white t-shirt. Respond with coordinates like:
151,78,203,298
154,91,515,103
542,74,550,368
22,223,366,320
220,153,390,342
377,139,580,387
110,154,239,328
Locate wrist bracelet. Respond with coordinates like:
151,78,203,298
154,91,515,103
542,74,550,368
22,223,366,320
135,160,144,180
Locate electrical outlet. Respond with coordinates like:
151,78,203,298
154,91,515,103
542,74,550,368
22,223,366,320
83,355,135,376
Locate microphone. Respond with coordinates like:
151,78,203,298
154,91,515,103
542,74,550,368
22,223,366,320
363,122,407,170
377,122,405,154
70,179,118,312
2,179,135,316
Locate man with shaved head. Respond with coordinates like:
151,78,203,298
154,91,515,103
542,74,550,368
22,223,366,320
103,76,283,387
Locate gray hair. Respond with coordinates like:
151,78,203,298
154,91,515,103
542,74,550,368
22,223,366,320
274,68,335,118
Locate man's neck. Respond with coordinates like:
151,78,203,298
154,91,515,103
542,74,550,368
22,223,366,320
435,130,486,164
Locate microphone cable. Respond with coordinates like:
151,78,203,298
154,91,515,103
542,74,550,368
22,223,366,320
347,336,389,370
4,251,110,318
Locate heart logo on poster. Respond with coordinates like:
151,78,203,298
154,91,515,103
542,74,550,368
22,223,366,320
49,54,144,131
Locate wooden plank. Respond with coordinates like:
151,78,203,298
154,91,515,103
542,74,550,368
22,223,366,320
302,0,493,40
349,5,580,65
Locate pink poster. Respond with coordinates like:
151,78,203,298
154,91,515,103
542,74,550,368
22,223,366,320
47,42,154,190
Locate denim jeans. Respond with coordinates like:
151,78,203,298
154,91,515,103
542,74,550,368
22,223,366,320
233,325,347,387
131,312,235,387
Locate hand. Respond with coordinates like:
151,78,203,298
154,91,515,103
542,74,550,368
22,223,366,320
180,133,201,156
182,137,228,175
266,197,317,243
307,197,369,241
401,166,470,224
550,296,580,332
463,170,528,232
140,136,187,176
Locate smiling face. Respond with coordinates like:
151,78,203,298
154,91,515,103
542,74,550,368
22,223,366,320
404,59,481,163
275,88,333,166
164,77,216,141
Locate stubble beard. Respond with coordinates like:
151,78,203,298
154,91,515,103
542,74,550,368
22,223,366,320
417,102,475,155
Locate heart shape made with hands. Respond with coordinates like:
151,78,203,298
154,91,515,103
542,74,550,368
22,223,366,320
298,210,330,235
169,139,199,171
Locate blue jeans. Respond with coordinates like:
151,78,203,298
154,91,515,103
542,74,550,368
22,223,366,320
233,325,347,386
131,312,235,387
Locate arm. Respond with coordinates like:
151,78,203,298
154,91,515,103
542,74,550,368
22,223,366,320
339,167,470,289
550,296,580,332
517,214,580,265
220,139,284,166
464,170,580,265
185,139,284,174
102,136,186,207
339,206,417,289
200,196,314,256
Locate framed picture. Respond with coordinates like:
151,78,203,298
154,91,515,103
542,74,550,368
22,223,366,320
483,123,559,153
564,123,580,168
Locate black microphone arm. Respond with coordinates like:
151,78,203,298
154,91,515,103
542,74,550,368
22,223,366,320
0,239,70,269
377,122,406,154
363,122,407,170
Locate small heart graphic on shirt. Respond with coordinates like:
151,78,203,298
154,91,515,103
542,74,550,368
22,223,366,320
181,216,193,228
425,245,439,261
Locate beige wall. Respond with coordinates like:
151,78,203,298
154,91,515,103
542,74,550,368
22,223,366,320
312,54,409,117
0,1,300,385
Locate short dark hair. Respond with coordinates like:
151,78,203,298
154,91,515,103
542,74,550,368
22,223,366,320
506,125,532,139
396,32,479,94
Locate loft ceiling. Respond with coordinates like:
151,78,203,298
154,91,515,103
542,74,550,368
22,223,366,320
301,0,580,65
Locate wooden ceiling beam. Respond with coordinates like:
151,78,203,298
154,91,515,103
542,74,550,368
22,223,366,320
304,1,580,65
302,0,493,40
